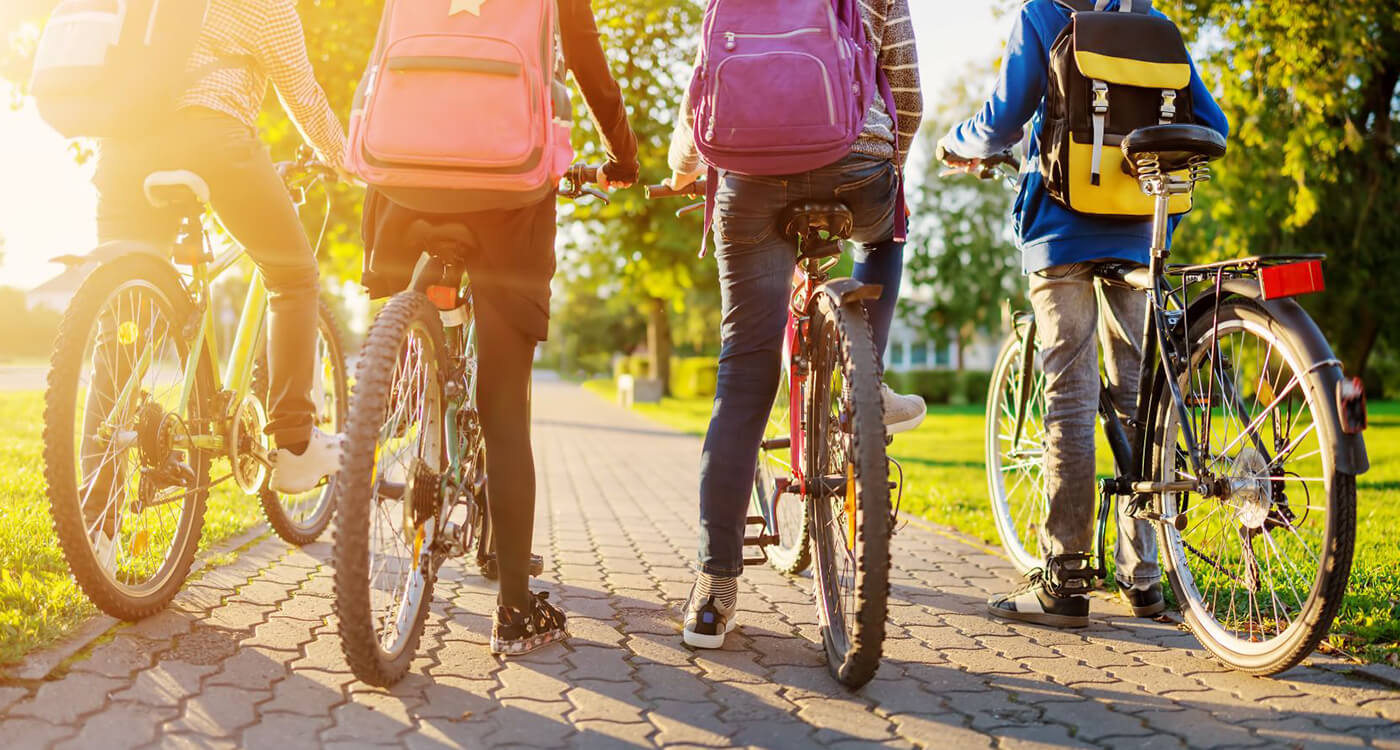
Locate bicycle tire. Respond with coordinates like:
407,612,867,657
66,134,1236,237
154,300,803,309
1149,298,1356,675
335,292,445,686
984,326,1049,573
806,295,890,689
44,253,214,620
256,298,348,545
754,373,811,575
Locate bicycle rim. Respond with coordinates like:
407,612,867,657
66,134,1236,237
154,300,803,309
754,369,810,574
985,330,1049,573
1155,302,1353,673
807,297,889,688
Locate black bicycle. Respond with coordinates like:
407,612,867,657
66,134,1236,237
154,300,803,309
981,125,1368,675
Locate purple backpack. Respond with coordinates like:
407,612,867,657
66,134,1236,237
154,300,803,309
689,0,886,175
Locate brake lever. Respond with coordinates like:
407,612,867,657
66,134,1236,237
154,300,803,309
676,202,704,218
583,186,610,205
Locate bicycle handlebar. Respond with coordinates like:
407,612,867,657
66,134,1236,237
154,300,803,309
558,162,610,205
644,180,706,200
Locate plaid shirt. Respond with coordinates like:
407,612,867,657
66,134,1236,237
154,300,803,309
178,0,347,168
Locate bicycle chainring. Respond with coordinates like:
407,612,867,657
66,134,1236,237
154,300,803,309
228,394,270,494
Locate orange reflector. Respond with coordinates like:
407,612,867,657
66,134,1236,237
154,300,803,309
844,463,857,551
1260,260,1324,300
426,285,458,310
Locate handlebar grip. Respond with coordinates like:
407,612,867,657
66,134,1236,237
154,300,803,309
644,181,705,200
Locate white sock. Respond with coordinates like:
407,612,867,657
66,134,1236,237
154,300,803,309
695,572,737,609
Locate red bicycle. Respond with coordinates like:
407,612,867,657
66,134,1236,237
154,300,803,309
647,181,894,688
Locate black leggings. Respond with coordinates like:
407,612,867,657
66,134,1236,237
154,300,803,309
474,285,541,612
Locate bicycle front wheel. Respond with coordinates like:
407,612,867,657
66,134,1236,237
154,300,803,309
985,322,1049,573
806,294,890,689
44,253,214,620
1151,298,1355,674
257,298,348,544
335,292,445,686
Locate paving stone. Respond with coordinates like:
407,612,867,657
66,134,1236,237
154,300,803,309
164,685,265,736
241,616,317,652
0,717,76,749
0,686,29,713
54,701,177,750
111,660,218,708
10,674,123,723
322,691,420,743
125,609,196,642
240,712,331,749
646,700,729,746
571,719,655,748
794,697,896,741
204,648,286,691
991,722,1099,749
69,635,157,678
482,698,573,748
264,668,350,716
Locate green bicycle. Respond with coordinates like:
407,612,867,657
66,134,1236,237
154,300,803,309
43,154,348,620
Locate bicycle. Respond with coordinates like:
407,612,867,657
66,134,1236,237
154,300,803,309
645,179,895,689
333,164,605,686
43,151,349,621
979,124,1369,675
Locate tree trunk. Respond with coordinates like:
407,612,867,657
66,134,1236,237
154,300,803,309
955,326,967,373
646,297,673,396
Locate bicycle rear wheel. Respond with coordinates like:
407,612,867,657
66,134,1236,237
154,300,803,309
335,292,445,686
256,298,348,544
985,322,1049,573
806,294,890,689
44,253,214,620
753,371,811,574
1151,299,1355,674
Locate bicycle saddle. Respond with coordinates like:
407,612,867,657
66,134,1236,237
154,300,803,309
1121,124,1227,173
143,170,210,209
404,219,476,258
779,201,853,259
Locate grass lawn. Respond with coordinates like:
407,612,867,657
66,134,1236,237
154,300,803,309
0,391,266,667
582,379,1400,665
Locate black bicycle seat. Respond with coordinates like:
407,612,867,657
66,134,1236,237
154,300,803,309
1121,124,1227,173
779,201,853,259
404,219,475,258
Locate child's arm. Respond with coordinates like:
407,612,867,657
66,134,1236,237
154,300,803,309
941,6,1049,159
559,0,640,184
1185,59,1229,141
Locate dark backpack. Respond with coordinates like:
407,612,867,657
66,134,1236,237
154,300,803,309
1040,0,1199,218
29,0,211,139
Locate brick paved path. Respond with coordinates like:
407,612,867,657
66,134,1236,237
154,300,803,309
3,379,1397,749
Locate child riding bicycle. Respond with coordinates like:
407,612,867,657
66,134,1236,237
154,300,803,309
938,0,1228,627
666,0,923,649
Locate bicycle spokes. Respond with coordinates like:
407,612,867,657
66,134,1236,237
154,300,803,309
1165,315,1331,647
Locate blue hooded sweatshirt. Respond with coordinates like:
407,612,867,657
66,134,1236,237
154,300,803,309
943,0,1229,273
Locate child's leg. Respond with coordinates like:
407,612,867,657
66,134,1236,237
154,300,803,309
1096,281,1161,589
852,237,904,357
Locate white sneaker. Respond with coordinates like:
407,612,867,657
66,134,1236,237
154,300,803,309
882,384,927,435
269,429,342,494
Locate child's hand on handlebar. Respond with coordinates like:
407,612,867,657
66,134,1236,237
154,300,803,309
596,163,634,191
665,167,705,192
935,138,982,176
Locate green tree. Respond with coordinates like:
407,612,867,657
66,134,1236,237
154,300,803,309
1154,0,1400,378
902,72,1023,371
557,0,715,391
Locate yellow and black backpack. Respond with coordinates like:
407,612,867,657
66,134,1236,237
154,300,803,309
1041,0,1197,217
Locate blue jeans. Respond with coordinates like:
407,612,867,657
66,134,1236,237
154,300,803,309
697,154,903,576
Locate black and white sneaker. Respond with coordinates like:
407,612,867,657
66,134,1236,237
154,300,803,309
682,577,737,649
987,568,1090,628
1119,581,1167,618
491,591,568,656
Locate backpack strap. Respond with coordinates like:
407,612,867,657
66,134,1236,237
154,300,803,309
1093,0,1154,12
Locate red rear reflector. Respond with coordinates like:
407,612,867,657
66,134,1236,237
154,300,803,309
1260,260,1324,300
426,285,457,310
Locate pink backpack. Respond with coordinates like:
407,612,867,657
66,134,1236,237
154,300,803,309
346,0,573,205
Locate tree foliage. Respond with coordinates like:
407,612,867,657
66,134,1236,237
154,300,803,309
1155,0,1400,375
901,71,1022,370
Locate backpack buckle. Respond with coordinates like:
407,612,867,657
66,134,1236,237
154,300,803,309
1159,89,1177,124
1091,81,1109,114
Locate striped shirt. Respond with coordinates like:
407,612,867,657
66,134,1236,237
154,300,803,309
178,0,347,168
669,0,923,173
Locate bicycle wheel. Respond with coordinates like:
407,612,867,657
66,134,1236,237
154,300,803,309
1150,299,1356,674
335,292,445,686
806,294,890,688
256,298,348,544
44,253,214,620
985,324,1049,573
753,370,811,574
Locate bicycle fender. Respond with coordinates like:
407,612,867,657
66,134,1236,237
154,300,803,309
816,279,883,308
1184,279,1369,475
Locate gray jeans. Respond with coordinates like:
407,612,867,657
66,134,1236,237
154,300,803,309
1030,262,1160,587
